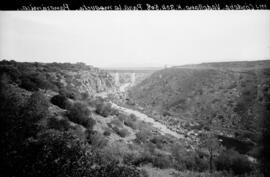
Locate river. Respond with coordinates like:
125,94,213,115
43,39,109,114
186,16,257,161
96,83,184,139
110,102,184,139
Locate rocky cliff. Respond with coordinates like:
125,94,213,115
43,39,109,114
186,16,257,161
0,60,116,96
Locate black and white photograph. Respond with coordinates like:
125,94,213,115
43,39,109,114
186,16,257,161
0,10,270,177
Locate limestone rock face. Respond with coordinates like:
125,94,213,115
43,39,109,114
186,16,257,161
56,69,116,95
29,63,118,95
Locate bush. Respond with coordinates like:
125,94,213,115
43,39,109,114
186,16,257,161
50,94,71,109
95,100,118,117
16,129,94,177
124,120,138,130
67,102,95,129
132,151,154,166
118,113,127,122
80,92,90,100
86,131,108,149
129,114,137,121
91,163,141,177
150,136,168,149
215,148,253,175
20,76,39,91
110,118,124,128
171,143,208,172
152,153,173,169
131,148,172,169
59,87,80,100
47,117,70,131
20,91,50,137
0,64,21,84
19,73,56,92
123,152,138,165
0,87,51,176
135,130,152,144
113,127,130,138
103,129,111,136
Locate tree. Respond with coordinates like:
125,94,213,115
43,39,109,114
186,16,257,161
16,129,94,177
199,132,224,173
259,79,270,176
0,88,50,177
22,91,49,131
0,64,21,84
67,102,95,129
216,148,252,175
50,94,71,109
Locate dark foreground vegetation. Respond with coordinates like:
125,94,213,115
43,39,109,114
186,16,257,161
0,60,269,177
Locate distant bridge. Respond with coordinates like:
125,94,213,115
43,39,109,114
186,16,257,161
103,68,159,86
109,72,136,86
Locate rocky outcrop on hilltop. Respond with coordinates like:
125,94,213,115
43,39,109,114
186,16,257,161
50,69,116,95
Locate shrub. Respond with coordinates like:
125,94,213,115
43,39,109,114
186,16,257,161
152,153,173,169
86,131,108,149
20,76,39,91
113,127,130,138
118,113,127,122
124,119,138,130
131,148,172,169
47,117,70,131
0,64,21,84
19,73,56,92
135,130,152,144
96,102,108,117
91,163,141,177
67,102,95,129
0,87,51,176
103,129,111,136
21,91,50,137
129,114,137,121
171,143,208,172
50,94,71,109
118,128,130,138
132,151,154,166
95,100,118,117
59,87,80,100
150,136,168,149
16,129,94,177
110,118,124,128
81,92,89,100
215,148,253,175
123,152,138,165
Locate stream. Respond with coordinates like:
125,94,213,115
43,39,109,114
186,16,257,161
110,102,184,139
96,83,184,139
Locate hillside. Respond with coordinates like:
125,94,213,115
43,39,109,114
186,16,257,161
128,60,270,136
1,60,269,177
0,60,116,97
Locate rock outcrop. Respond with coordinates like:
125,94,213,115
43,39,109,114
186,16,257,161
0,60,117,96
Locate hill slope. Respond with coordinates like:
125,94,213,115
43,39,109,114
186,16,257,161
0,60,116,96
128,60,270,135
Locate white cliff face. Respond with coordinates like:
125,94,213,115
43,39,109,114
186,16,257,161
52,69,116,95
131,73,136,86
114,72,120,86
76,71,116,94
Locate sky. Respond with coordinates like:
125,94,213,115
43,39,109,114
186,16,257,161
0,11,269,68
